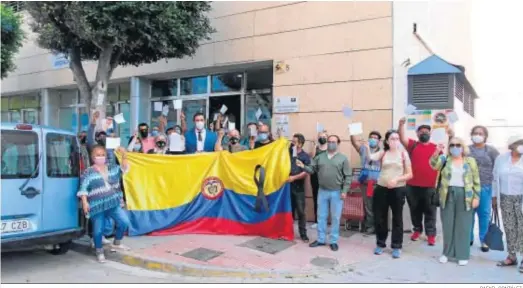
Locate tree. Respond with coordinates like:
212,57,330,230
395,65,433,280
1,4,24,79
26,2,214,119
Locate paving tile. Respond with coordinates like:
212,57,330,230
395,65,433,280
181,248,224,262
238,237,296,255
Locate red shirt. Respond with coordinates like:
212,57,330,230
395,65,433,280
406,139,439,188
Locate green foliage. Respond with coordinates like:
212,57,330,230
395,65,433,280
25,1,215,67
1,4,25,79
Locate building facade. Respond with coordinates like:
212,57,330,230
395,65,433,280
1,1,477,166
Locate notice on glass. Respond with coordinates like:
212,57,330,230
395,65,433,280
173,100,183,110
255,108,263,120
106,137,120,149
220,105,228,114
162,105,170,116
348,122,363,136
154,102,163,112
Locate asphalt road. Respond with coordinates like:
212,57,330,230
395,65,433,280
1,250,186,283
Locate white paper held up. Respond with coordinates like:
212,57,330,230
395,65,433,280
405,104,417,115
448,111,459,124
220,105,228,114
162,105,170,116
342,106,353,118
316,122,324,133
154,102,163,112
113,113,126,124
105,137,120,149
292,146,297,158
228,122,236,131
348,122,363,136
173,99,183,110
168,134,184,152
250,126,258,137
255,108,263,120
431,128,447,143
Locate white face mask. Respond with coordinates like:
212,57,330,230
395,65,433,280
471,135,484,144
195,121,205,130
517,145,523,154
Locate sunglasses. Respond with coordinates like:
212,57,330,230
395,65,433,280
449,144,462,148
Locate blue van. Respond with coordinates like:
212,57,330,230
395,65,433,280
1,123,86,254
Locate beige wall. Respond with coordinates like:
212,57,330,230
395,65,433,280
1,1,393,167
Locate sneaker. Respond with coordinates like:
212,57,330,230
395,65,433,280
480,243,490,252
439,255,448,263
311,223,318,229
96,253,106,263
411,231,421,241
392,249,401,259
374,247,384,255
110,243,131,252
458,260,468,266
102,236,112,245
427,235,436,246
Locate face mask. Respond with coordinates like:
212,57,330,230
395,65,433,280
80,137,86,145
419,133,430,143
517,145,523,154
230,137,239,145
387,140,400,149
156,141,166,148
318,137,327,145
369,138,378,148
450,147,463,157
258,133,269,142
327,143,337,152
195,121,205,130
93,156,106,166
134,143,142,151
151,130,159,137
139,129,148,138
472,135,484,144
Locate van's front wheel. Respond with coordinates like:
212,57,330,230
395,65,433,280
48,240,72,255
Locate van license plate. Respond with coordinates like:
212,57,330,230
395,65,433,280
1,220,31,233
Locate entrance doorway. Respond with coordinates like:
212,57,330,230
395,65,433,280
209,95,241,131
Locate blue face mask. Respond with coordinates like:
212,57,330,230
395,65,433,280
258,133,268,142
134,144,142,151
449,146,462,157
369,138,378,148
151,130,159,137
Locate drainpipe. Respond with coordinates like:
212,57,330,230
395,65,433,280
412,23,435,55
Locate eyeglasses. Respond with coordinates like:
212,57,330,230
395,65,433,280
449,144,462,148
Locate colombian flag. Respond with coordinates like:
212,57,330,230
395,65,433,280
118,139,294,240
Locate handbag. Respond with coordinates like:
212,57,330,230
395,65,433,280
484,208,505,251
432,157,448,207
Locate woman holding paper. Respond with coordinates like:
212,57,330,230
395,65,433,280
147,133,169,154
429,137,480,266
364,130,413,259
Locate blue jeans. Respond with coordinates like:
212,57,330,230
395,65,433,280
91,206,130,250
317,189,344,244
470,184,492,244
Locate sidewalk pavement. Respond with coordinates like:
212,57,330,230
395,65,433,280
72,222,522,283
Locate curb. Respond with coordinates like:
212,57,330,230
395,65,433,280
70,240,320,279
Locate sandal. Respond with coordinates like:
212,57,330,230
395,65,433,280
497,257,517,267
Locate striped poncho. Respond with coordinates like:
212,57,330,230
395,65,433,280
77,164,128,216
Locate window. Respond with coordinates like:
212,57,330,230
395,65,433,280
181,76,207,95
211,73,242,93
59,107,75,132
9,96,23,110
46,133,80,178
150,100,179,130
119,83,130,101
1,130,39,179
59,90,77,106
107,85,119,103
152,79,177,97
1,98,9,112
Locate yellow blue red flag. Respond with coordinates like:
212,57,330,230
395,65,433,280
119,139,294,240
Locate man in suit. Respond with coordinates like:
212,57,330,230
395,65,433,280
184,112,217,153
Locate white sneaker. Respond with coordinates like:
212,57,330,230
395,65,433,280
458,260,468,266
110,243,131,252
96,253,106,263
439,255,448,263
91,237,112,248
311,223,318,229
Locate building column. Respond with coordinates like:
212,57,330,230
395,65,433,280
130,77,151,130
40,88,60,127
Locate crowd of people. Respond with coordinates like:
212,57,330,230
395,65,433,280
76,110,523,272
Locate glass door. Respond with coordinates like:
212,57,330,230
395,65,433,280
21,109,39,125
118,103,131,146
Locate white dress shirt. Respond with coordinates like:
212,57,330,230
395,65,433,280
196,129,206,152
492,152,523,197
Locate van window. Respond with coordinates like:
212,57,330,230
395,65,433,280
1,130,39,179
46,133,80,178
